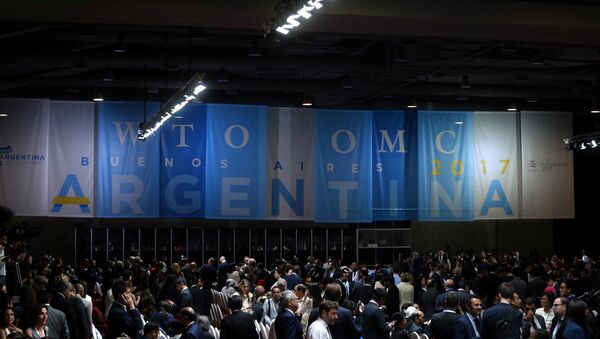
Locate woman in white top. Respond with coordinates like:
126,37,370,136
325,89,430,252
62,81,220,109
535,292,555,329
294,284,313,334
237,279,254,313
25,305,49,339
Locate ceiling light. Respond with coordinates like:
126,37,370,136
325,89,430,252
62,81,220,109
302,96,313,107
394,46,407,62
113,36,127,53
0,113,8,117
407,99,418,109
460,75,471,89
102,70,114,82
526,98,538,103
454,121,463,125
217,68,229,83
138,73,207,140
93,91,104,102
248,40,263,57
147,87,159,94
531,51,544,66
591,140,598,148
507,102,518,111
265,0,326,35
580,143,587,150
591,99,599,114
341,75,354,89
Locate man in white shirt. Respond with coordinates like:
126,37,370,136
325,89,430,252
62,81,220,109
307,300,338,339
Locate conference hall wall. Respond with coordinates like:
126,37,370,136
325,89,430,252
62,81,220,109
0,98,574,222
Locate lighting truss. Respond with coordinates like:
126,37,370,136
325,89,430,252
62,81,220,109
264,0,326,36
563,131,600,151
137,73,206,140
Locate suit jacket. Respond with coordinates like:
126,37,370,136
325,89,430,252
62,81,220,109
174,287,194,314
51,292,80,339
480,303,522,339
221,310,259,339
361,301,390,339
397,282,414,307
71,296,92,339
190,285,213,317
106,303,144,339
386,283,400,315
430,310,461,339
45,304,70,339
419,287,438,320
523,314,546,338
274,309,303,339
561,321,586,339
455,313,481,339
550,315,566,339
308,305,361,339
181,322,205,339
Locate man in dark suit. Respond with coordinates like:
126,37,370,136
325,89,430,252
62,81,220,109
178,307,204,339
190,273,212,317
51,280,80,339
419,278,438,321
361,288,391,339
430,291,461,339
171,276,193,314
550,297,567,339
455,295,482,339
274,290,303,339
481,283,523,339
106,281,144,339
522,297,546,338
308,283,361,339
221,295,259,339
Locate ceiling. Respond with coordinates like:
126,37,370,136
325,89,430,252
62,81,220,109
2,0,600,112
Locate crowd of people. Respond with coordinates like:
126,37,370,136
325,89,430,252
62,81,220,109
0,208,599,339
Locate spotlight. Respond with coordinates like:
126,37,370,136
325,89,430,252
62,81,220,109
591,140,598,148
407,99,418,109
507,102,518,111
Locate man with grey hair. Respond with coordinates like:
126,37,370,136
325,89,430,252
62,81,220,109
274,290,303,339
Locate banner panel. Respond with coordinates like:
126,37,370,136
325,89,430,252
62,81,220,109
372,110,409,220
97,101,160,217
418,111,474,221
267,107,314,220
48,101,95,217
521,111,574,218
474,112,519,219
160,103,206,217
205,104,267,219
314,109,372,222
0,99,49,216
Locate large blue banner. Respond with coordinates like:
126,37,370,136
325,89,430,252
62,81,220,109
97,101,160,217
315,109,372,222
418,111,473,221
205,104,267,219
160,103,206,217
372,110,410,220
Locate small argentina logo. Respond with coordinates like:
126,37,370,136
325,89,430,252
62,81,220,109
0,144,12,153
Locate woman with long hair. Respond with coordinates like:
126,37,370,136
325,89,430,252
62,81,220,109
24,305,49,339
0,307,22,339
237,279,254,313
559,300,588,339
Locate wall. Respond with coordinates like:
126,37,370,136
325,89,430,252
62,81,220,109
412,219,555,256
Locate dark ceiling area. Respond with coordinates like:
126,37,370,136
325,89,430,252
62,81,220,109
2,0,600,113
